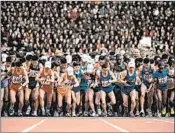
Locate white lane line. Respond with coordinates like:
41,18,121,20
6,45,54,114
21,119,47,132
100,119,129,132
153,119,174,124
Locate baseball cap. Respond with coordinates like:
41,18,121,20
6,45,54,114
67,66,74,76
128,61,135,68
45,61,51,68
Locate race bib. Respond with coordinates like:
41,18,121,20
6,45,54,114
12,75,23,84
115,73,121,80
42,76,51,85
143,74,152,81
29,70,38,77
158,76,168,84
102,80,110,87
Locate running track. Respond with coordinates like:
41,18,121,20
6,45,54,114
1,117,174,132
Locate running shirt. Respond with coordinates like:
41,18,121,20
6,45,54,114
10,68,25,84
153,69,168,90
80,63,88,87
141,65,153,87
124,69,136,87
29,62,40,81
100,71,112,88
40,69,52,86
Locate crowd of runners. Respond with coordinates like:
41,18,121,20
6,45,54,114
1,49,174,118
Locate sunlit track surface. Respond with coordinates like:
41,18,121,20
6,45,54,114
2,117,174,132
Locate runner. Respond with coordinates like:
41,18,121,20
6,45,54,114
120,61,140,117
139,58,154,117
112,54,126,117
57,66,79,116
72,61,81,116
167,56,175,116
97,63,116,117
151,62,169,117
36,61,54,116
8,60,29,116
25,55,42,116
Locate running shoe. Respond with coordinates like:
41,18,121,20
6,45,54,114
114,112,118,117
31,111,38,117
157,113,161,117
3,111,8,117
129,112,135,117
146,111,152,117
72,111,77,117
66,112,71,117
107,110,113,117
18,111,23,116
161,107,166,115
140,110,145,117
90,112,96,117
41,109,46,116
101,112,107,117
97,108,102,116
26,106,31,116
53,110,59,117
83,111,88,117
46,109,51,116
135,111,140,117
170,107,174,115
165,113,169,117
9,107,14,116
59,112,64,117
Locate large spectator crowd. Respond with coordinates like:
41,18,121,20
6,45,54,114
1,1,175,55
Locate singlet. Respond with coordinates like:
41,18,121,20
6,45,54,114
41,69,52,86
80,63,88,87
11,68,25,84
124,69,136,87
141,65,153,83
29,62,40,81
100,71,112,88
153,69,168,90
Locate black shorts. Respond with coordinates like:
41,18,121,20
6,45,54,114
72,87,81,93
28,81,39,89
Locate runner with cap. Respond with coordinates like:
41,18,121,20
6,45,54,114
57,66,79,116
36,61,54,116
120,61,140,117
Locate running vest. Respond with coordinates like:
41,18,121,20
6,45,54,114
29,62,40,81
100,71,112,88
11,68,24,84
80,63,88,87
125,69,136,87
153,69,168,90
141,65,153,83
41,69,52,86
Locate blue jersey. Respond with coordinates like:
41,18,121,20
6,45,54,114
141,65,153,87
80,64,88,87
100,71,112,88
153,69,168,90
125,69,136,87
74,69,82,80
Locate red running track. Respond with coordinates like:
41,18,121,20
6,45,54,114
1,117,174,132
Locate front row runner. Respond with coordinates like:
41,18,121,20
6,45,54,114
1,53,174,117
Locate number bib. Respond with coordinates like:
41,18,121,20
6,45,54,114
158,76,168,84
101,80,110,87
12,75,23,84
